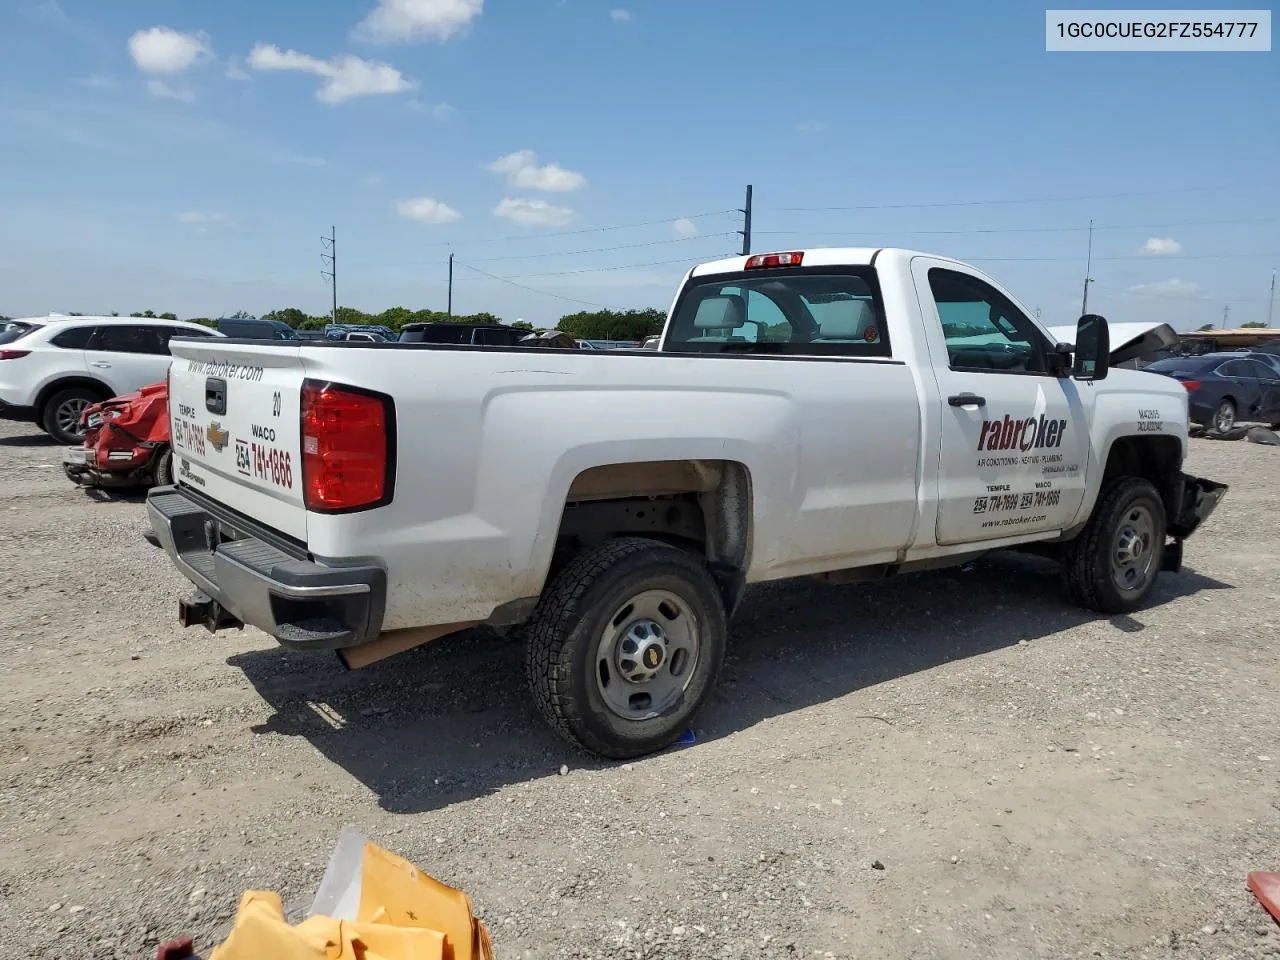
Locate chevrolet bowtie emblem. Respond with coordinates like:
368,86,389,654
206,421,229,452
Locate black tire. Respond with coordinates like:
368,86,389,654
525,537,727,760
153,447,174,486
1064,477,1166,614
41,387,100,444
1210,398,1236,436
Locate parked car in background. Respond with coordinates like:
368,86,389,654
63,380,171,488
398,322,528,346
325,324,396,342
1146,352,1280,433
294,329,325,340
216,317,302,340
519,331,580,349
0,315,221,443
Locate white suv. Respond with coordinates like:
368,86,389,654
0,315,223,443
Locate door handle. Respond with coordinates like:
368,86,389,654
90,361,112,369
948,393,986,407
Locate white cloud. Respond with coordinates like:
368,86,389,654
672,218,699,239
795,119,829,136
406,99,456,120
147,79,195,103
128,26,211,75
354,0,483,43
79,75,119,92
247,44,415,104
610,9,633,22
225,58,251,81
395,196,462,224
1141,236,1182,256
1126,279,1202,298
178,211,228,225
487,149,587,193
493,197,574,227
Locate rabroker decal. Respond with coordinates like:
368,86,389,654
977,414,1068,453
185,358,265,383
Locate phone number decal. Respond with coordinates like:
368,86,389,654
236,439,293,489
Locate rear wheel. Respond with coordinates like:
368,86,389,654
41,387,99,444
153,446,174,486
1064,477,1166,614
525,537,727,759
1210,399,1236,435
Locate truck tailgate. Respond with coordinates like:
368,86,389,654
167,340,307,541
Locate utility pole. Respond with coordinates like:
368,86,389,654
1268,270,1276,327
1223,304,1230,328
448,253,454,318
321,226,337,324
1080,219,1094,317
737,184,753,256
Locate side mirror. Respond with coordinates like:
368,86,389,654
1073,313,1110,381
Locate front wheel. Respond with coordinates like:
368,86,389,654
1064,477,1167,614
525,537,727,759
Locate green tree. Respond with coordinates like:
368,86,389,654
262,308,313,328
556,308,665,341
510,320,534,330
1197,323,1215,331
1242,321,1266,329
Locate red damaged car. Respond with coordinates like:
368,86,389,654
62,381,173,488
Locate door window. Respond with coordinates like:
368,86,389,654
91,325,166,354
50,326,97,349
928,269,1047,374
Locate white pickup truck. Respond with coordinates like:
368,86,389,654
145,248,1226,759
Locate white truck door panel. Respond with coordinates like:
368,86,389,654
911,260,1091,545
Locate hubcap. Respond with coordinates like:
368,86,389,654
57,398,90,437
596,589,700,722
1111,504,1157,594
1214,404,1234,433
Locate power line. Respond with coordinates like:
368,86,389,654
967,252,1279,262
503,252,737,280
473,232,737,263
768,185,1247,213
754,215,1280,238
454,261,610,308
408,209,738,250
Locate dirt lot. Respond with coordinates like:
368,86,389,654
1,421,1278,960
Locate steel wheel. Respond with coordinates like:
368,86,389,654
595,589,701,721
1110,502,1157,595
1212,400,1236,434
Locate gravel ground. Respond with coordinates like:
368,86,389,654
1,419,1278,960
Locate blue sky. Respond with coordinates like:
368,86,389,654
0,0,1275,328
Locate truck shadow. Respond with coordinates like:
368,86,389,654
229,552,1230,815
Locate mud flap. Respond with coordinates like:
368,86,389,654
1167,473,1228,540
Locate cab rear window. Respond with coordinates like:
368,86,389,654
664,267,890,358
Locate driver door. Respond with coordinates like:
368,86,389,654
911,261,1092,545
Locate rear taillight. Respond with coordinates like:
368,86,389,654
1180,379,1201,392
0,349,30,360
300,380,394,512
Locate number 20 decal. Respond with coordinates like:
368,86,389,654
272,391,282,417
